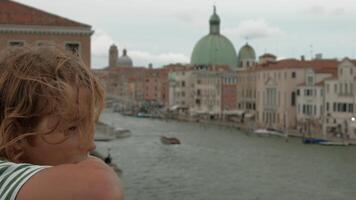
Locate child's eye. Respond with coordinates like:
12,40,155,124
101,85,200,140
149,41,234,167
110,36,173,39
68,126,78,132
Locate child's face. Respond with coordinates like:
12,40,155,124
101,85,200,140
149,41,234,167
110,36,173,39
21,88,96,165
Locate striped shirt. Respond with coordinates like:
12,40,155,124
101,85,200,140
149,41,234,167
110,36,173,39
0,160,49,200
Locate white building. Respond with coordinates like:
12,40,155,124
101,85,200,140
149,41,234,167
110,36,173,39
323,58,356,139
296,68,336,137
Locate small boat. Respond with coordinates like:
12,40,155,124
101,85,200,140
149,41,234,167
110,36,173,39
253,128,286,137
112,128,131,138
302,137,327,144
94,134,115,142
160,136,181,145
319,141,349,146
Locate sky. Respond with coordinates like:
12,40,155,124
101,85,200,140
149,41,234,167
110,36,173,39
17,0,356,69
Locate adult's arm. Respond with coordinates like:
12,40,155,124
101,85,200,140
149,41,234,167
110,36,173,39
16,157,123,200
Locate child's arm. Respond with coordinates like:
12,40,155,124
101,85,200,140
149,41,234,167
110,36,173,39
16,157,123,200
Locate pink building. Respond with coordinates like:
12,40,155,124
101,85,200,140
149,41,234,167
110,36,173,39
255,59,338,130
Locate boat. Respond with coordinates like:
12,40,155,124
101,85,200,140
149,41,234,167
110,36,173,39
252,128,286,137
94,134,115,142
302,137,327,144
112,128,132,138
160,136,181,145
319,141,349,146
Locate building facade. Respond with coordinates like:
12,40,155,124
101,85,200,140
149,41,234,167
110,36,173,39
0,1,93,67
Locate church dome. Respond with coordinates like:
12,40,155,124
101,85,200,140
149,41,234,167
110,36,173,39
190,6,237,69
117,49,133,67
191,34,237,68
238,43,256,60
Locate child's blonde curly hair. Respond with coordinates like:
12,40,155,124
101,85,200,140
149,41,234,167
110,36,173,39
0,46,105,162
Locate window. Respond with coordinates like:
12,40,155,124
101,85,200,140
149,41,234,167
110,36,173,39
334,84,337,93
296,89,300,96
65,42,80,56
8,41,24,47
348,103,353,113
182,81,186,87
291,92,296,106
326,102,329,111
307,76,313,85
333,103,336,112
326,84,330,93
193,89,200,97
291,72,296,78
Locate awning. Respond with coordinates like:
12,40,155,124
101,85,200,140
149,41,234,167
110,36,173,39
169,105,188,111
169,105,180,110
223,110,245,116
245,113,255,118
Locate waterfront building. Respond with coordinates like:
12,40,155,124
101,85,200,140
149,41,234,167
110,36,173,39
93,66,146,109
190,66,226,119
255,59,338,131
0,0,93,67
323,58,356,139
296,66,337,137
236,66,257,120
221,72,238,111
191,6,238,70
144,67,170,106
168,66,194,115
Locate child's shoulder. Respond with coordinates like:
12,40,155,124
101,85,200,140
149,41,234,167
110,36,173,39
0,160,49,200
16,158,123,200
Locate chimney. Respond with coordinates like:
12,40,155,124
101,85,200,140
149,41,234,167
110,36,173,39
148,63,153,69
301,55,305,61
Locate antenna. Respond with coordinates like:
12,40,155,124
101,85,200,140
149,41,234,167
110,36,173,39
310,44,314,60
245,36,249,44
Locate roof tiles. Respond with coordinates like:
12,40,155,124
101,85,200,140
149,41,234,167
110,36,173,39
0,0,90,27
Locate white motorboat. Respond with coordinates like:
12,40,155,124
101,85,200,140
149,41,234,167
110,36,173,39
253,128,286,137
112,127,132,138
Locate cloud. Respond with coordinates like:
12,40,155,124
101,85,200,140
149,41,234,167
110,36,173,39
303,5,345,15
91,30,189,67
92,29,116,57
130,51,190,67
222,18,286,39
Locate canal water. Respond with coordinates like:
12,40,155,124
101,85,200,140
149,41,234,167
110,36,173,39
96,111,356,200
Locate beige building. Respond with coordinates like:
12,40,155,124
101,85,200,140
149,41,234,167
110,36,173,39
169,65,229,118
323,58,356,139
0,1,93,67
169,67,194,114
236,67,257,116
255,59,338,131
190,68,223,119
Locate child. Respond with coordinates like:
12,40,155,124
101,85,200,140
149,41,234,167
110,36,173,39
0,46,123,200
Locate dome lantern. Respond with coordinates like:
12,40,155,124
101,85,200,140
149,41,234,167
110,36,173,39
117,48,133,67
209,5,220,35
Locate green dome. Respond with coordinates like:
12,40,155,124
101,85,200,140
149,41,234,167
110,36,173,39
238,43,256,60
191,34,238,69
190,6,237,69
